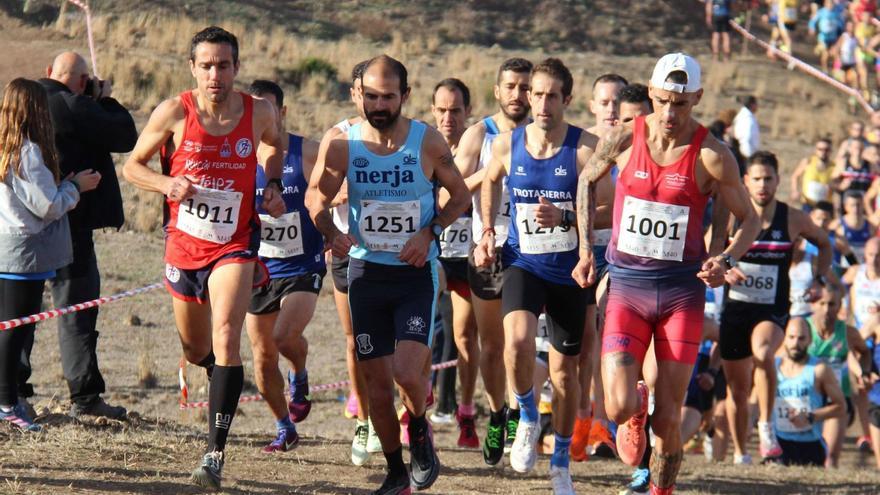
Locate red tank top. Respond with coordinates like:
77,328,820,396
607,115,710,272
161,91,259,269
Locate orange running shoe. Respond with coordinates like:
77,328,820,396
570,416,592,462
588,418,616,457
616,381,648,467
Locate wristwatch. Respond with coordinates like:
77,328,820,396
561,210,575,229
807,411,816,424
720,253,737,270
431,222,443,240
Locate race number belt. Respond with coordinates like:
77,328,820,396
359,199,420,252
617,196,689,261
176,185,242,244
258,212,304,258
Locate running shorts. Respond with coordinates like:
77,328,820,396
603,272,705,364
440,257,471,299
684,353,715,413
502,266,589,356
348,258,439,361
331,254,349,293
164,251,268,304
777,438,826,467
712,15,731,33
719,306,788,361
468,245,503,300
248,270,326,315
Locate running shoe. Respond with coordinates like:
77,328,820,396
352,421,370,466
703,432,714,461
483,410,506,466
409,423,440,490
733,453,752,465
372,469,411,495
857,435,873,453
616,381,648,467
288,371,312,423
367,420,383,453
191,451,224,491
570,416,592,462
261,427,299,454
504,408,520,454
509,419,540,473
0,403,41,432
456,411,479,449
344,391,359,419
757,421,782,459
429,410,455,425
618,467,650,495
550,465,575,495
589,419,617,458
69,398,126,420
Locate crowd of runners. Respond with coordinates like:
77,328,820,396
6,17,880,495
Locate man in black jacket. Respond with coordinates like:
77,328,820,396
28,51,137,418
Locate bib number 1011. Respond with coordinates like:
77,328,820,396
182,199,235,225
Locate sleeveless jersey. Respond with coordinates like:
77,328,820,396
472,117,511,248
870,345,880,404
346,120,437,265
161,91,259,269
852,265,880,328
712,0,732,17
725,202,793,311
607,116,710,275
774,357,825,443
789,257,814,317
255,133,325,278
502,125,581,285
841,217,871,263
801,156,833,204
332,119,353,235
842,161,874,194
807,317,851,396
778,0,799,23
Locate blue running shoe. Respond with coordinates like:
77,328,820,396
618,467,650,495
0,403,41,432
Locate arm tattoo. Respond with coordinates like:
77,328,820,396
576,171,596,254
439,151,456,169
650,449,683,489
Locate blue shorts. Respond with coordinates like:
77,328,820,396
348,258,439,361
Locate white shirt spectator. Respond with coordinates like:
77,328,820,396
733,105,760,159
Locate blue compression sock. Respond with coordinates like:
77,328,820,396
514,388,539,424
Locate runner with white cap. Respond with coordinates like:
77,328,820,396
574,52,760,494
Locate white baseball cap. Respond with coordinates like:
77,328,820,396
650,53,701,93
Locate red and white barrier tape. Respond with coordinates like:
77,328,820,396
0,282,163,331
728,18,874,114
64,0,100,79
178,359,459,410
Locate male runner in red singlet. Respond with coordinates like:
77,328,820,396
122,26,285,490
573,53,760,494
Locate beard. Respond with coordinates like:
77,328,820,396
786,347,807,362
501,101,530,123
364,105,401,130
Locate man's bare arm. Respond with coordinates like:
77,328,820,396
703,140,759,261
454,121,489,192
305,133,347,239
254,98,284,181
426,130,470,228
122,98,182,195
481,134,511,235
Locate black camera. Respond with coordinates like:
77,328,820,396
84,77,104,99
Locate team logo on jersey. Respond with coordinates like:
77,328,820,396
220,139,232,158
165,264,180,283
406,316,427,335
515,166,527,176
554,166,568,177
664,173,688,189
634,170,649,179
356,334,374,355
403,154,418,165
235,138,253,158
283,165,294,174
353,157,370,168
772,230,783,240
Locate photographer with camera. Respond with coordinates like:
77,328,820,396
26,51,138,419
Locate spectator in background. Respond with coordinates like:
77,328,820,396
707,0,735,61
32,51,137,419
733,95,760,160
0,78,101,431
810,0,846,73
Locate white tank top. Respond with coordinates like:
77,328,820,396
471,117,511,248
789,258,813,317
853,265,880,329
332,118,352,234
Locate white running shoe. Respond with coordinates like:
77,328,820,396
733,453,752,465
351,420,370,466
757,421,782,458
429,410,455,425
509,419,540,473
550,465,576,495
366,419,383,453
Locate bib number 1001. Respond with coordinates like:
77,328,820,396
625,215,681,241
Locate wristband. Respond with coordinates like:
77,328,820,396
845,252,859,266
807,411,815,424
481,227,496,238
69,179,81,193
267,178,283,192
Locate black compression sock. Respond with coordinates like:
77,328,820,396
384,447,407,477
490,406,507,425
197,350,216,379
207,365,243,452
408,412,428,436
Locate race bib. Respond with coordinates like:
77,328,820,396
176,185,242,244
440,217,472,258
594,228,612,247
495,190,512,245
804,181,829,202
617,196,689,261
535,313,550,353
775,395,811,433
783,7,797,21
729,262,779,305
515,201,578,255
359,199,420,252
258,212,304,258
